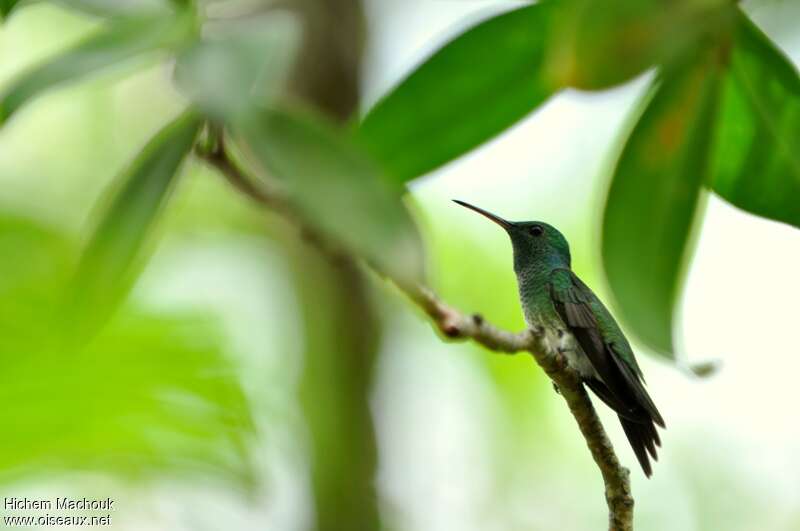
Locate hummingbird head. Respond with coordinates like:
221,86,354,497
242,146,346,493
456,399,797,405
453,200,571,270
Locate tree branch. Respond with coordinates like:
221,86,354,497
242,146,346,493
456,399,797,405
195,140,635,531
405,284,634,531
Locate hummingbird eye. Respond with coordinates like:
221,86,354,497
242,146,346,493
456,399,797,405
529,225,544,237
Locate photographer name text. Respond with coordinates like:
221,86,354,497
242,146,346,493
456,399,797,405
4,497,115,511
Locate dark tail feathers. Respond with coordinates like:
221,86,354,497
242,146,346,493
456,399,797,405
619,415,661,478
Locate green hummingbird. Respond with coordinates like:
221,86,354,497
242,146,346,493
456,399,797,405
454,200,664,477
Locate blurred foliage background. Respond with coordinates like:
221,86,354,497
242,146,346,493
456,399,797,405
0,0,799,530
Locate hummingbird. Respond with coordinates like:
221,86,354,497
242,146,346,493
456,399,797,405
454,200,664,477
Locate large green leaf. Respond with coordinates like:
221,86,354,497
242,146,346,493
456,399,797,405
546,0,731,90
602,57,721,357
174,13,299,121
709,11,800,229
237,107,424,286
70,110,201,334
0,11,193,124
356,2,559,184
0,214,253,484
0,0,21,19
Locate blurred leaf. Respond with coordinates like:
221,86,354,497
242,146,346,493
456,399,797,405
0,11,193,124
602,56,721,357
0,0,21,19
292,245,380,531
688,359,721,378
546,0,732,89
53,0,173,17
0,214,253,484
174,13,300,120
237,107,424,286
709,11,800,229
70,110,201,335
0,217,75,327
356,2,559,183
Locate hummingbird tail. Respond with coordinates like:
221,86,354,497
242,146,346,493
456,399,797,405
619,415,660,478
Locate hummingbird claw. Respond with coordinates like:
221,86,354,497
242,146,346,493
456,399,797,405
530,325,545,337
554,350,568,370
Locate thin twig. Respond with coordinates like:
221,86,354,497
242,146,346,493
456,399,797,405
195,140,635,531
406,283,634,531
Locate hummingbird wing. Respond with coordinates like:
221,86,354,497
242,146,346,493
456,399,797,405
549,268,665,476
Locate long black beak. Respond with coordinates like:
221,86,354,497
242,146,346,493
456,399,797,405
453,200,513,230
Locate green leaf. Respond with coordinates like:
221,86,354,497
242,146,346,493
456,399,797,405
0,12,193,124
54,0,173,17
174,13,299,121
238,107,424,286
0,0,21,19
546,0,732,89
70,110,202,334
709,11,800,229
356,2,559,183
0,214,253,484
602,57,721,357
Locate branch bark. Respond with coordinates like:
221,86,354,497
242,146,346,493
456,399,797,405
196,140,635,531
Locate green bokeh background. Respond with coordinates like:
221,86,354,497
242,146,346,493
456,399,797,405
1,1,799,530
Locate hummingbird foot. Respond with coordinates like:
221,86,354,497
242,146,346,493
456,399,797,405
552,382,561,395
554,349,569,370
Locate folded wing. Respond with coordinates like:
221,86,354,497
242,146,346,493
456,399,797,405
549,268,665,476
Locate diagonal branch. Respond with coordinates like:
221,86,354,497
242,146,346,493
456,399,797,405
195,138,635,531
407,284,633,531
